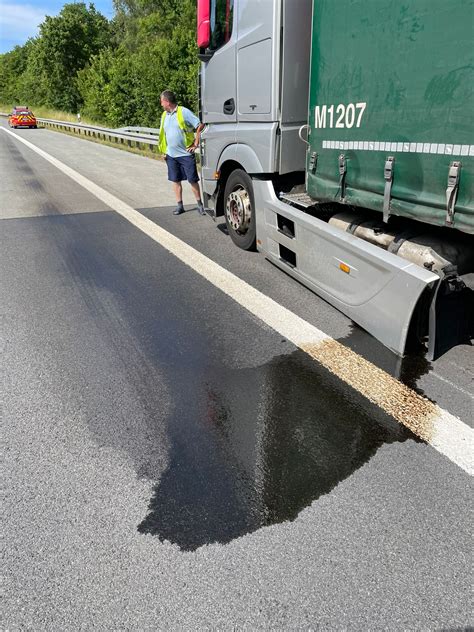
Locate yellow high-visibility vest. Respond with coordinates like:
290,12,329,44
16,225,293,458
159,106,196,154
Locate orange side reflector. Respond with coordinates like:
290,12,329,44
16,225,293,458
214,171,220,180
256,239,262,246
339,263,350,274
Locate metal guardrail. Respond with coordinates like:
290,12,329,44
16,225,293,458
0,113,160,150
116,126,160,136
39,118,160,149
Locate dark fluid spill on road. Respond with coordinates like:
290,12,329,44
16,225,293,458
138,350,412,551
33,211,415,552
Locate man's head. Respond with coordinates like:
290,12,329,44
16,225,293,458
161,90,177,112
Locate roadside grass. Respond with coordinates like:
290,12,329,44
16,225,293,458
0,102,163,161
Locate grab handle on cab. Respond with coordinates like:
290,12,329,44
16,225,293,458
298,124,310,145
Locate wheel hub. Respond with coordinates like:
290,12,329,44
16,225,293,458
226,188,252,233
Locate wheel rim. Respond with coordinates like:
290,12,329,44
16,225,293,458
225,186,252,234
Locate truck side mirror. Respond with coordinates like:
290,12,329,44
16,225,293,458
197,0,211,48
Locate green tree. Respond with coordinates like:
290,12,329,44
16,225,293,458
78,47,139,126
0,41,35,104
35,3,112,110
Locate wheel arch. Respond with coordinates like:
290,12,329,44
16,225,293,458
217,143,265,175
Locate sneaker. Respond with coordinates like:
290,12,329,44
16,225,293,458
173,205,185,215
197,204,206,216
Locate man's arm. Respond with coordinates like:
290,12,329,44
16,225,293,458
187,123,205,153
194,123,205,146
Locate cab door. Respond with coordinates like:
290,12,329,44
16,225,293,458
200,0,237,124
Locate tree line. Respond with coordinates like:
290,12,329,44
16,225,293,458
0,0,198,127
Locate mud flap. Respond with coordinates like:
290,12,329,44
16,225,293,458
428,273,474,360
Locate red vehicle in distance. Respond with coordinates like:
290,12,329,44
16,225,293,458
9,106,37,129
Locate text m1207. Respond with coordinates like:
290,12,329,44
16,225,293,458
314,103,367,129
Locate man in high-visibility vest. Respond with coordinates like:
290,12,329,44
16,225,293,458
159,90,205,215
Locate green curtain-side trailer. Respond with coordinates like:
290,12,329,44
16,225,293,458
307,0,473,234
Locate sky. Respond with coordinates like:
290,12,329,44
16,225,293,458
0,0,115,53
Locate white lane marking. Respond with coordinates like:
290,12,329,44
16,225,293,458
431,371,474,401
2,126,473,476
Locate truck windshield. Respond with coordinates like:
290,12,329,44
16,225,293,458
209,0,233,50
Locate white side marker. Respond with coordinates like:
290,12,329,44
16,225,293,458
2,126,473,476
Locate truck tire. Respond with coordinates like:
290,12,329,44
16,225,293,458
224,169,256,251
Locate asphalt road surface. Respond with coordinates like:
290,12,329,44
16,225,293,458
2,119,473,631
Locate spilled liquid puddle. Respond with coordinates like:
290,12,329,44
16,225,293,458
45,215,418,552
138,350,412,551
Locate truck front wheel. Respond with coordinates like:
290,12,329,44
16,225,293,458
224,169,256,251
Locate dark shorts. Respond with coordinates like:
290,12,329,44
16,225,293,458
166,154,199,183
